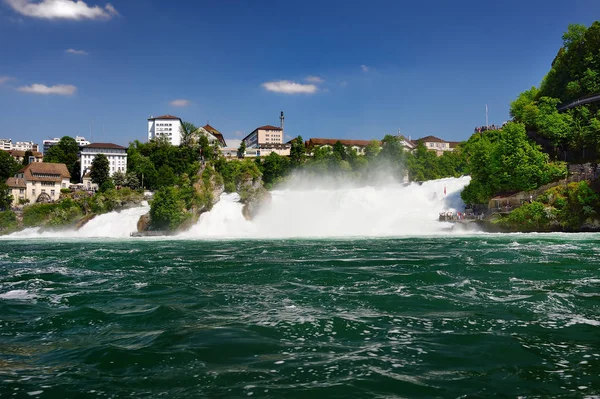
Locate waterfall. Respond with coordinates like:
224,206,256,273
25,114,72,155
181,176,471,238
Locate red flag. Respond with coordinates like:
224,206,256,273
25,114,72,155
444,185,447,195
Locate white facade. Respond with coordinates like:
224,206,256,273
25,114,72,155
43,136,90,153
1,139,39,152
148,115,183,146
80,143,128,180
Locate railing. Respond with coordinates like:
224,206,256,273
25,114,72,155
557,93,600,112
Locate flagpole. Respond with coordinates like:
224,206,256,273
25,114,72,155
485,104,489,127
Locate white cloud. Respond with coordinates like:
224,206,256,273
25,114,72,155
170,99,190,107
262,80,317,94
0,76,13,85
65,48,88,55
5,0,119,20
17,83,77,95
305,76,324,84
361,65,369,72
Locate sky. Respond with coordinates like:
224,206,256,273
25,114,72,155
1,0,599,148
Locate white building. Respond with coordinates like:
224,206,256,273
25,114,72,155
0,139,11,151
0,138,39,152
80,143,128,180
147,115,183,146
5,162,71,206
43,136,90,153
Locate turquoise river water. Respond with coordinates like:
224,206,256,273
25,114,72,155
0,235,599,398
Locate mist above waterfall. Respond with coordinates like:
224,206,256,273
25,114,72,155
180,176,471,239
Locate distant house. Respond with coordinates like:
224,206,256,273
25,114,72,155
202,124,227,147
80,143,128,180
415,136,460,156
1,139,39,152
147,115,183,146
306,138,377,156
5,162,71,205
4,149,44,164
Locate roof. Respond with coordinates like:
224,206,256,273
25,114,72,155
308,138,376,147
416,135,447,143
5,177,26,188
202,124,227,146
82,143,126,150
449,141,461,148
7,150,44,158
257,125,283,131
148,115,181,121
17,162,71,182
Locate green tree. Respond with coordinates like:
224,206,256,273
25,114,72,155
90,154,110,187
150,186,186,230
237,141,246,158
45,136,80,182
181,122,197,147
290,136,305,165
112,170,126,187
22,150,33,165
124,171,140,190
0,150,20,180
0,182,13,211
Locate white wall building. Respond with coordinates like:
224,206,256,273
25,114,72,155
147,115,183,146
43,136,90,153
80,143,128,180
1,139,39,152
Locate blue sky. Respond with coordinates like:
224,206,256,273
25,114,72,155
1,0,599,148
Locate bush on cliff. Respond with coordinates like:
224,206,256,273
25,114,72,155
0,210,18,233
149,186,188,230
461,122,567,204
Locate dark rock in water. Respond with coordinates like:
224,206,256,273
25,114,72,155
137,213,151,233
241,188,271,221
130,230,175,237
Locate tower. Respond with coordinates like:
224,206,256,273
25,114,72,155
280,111,285,131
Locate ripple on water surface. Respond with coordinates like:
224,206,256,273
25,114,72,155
0,235,599,397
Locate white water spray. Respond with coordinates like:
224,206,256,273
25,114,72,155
180,176,471,239
4,203,150,239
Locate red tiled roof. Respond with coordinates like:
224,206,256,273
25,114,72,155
83,143,126,150
148,115,181,120
17,162,71,182
7,150,44,158
257,125,283,131
202,124,227,146
308,138,376,147
5,177,26,188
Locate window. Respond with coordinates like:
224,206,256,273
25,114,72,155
19,189,24,194
51,190,55,197
32,189,35,196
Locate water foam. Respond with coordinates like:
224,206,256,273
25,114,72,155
181,176,471,239
4,203,149,239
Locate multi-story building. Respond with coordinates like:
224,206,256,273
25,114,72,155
0,139,11,151
5,162,71,206
147,115,184,146
80,143,128,180
242,125,284,148
43,136,90,153
0,139,40,152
